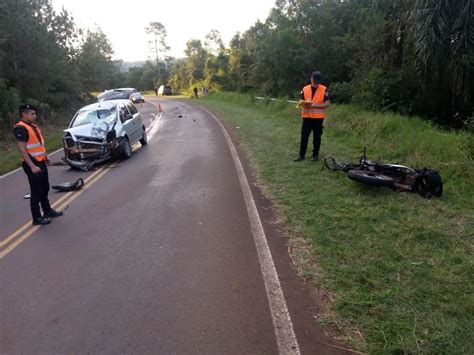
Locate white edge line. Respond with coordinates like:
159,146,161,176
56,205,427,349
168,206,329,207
200,106,300,355
146,111,163,140
1,110,162,180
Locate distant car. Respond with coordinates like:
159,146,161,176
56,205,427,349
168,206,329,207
97,88,137,101
62,99,147,171
158,85,172,96
130,91,145,104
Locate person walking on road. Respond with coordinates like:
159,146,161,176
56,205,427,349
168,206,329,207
295,71,331,162
13,104,63,225
193,86,198,99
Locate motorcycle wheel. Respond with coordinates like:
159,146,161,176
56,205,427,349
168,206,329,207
346,169,394,188
324,156,338,170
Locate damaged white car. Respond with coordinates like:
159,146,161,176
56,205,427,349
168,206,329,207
62,100,147,171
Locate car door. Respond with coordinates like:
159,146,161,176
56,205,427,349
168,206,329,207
119,103,138,143
125,102,142,143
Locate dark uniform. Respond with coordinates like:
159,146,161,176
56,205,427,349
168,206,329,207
14,104,62,225
13,122,53,221
298,87,330,159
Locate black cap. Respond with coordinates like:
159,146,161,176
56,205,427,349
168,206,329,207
19,104,38,113
312,71,322,82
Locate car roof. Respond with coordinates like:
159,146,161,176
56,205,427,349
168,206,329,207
79,99,131,111
115,87,136,91
98,88,136,94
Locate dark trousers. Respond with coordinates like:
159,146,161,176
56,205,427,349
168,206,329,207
299,118,324,158
22,160,52,219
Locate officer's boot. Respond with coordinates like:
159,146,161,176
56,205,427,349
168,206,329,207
33,217,51,226
42,199,63,218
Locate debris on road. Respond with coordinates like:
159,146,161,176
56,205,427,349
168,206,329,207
52,178,84,192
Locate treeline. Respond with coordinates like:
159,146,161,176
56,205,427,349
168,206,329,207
1,0,472,136
0,0,166,138
170,0,473,129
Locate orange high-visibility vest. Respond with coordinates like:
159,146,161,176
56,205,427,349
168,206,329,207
301,84,327,119
14,120,47,161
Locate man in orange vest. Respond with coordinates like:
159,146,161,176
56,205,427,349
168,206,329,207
294,71,330,162
13,104,63,225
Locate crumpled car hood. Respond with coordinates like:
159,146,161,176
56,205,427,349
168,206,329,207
64,121,115,141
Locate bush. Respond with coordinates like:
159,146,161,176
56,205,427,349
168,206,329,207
352,68,417,115
330,81,354,104
0,80,20,140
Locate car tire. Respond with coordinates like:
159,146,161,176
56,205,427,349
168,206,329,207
119,137,132,159
139,128,148,146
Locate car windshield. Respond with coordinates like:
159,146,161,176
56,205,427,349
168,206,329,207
70,107,116,128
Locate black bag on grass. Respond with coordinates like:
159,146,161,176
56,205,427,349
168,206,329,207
414,168,443,198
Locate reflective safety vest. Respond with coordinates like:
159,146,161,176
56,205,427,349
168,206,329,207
301,84,327,119
14,120,47,161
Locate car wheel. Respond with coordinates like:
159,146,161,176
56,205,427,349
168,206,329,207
139,128,148,146
119,137,132,159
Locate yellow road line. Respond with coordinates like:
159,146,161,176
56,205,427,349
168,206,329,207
0,167,104,248
0,165,114,258
0,189,72,248
53,166,111,213
0,184,79,248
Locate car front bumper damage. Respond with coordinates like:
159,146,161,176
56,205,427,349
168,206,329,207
63,134,118,171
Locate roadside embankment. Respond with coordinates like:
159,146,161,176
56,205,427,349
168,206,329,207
198,92,473,354
1,127,65,175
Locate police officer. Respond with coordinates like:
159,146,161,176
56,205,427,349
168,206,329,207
294,71,331,162
13,104,63,225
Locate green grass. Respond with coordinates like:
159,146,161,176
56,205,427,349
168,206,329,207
198,92,474,353
0,127,65,175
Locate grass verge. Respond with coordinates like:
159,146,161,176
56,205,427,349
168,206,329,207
198,92,473,353
1,125,65,175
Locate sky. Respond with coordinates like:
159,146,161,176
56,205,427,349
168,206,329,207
51,0,277,62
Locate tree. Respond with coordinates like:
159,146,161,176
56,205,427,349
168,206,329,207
145,22,170,84
204,30,225,55
77,28,117,91
228,33,252,91
169,59,188,91
0,0,82,109
184,39,206,83
410,0,474,122
168,0,472,126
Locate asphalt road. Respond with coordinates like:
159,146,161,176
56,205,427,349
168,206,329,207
0,98,348,354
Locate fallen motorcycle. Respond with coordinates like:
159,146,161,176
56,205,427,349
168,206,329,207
324,148,443,198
